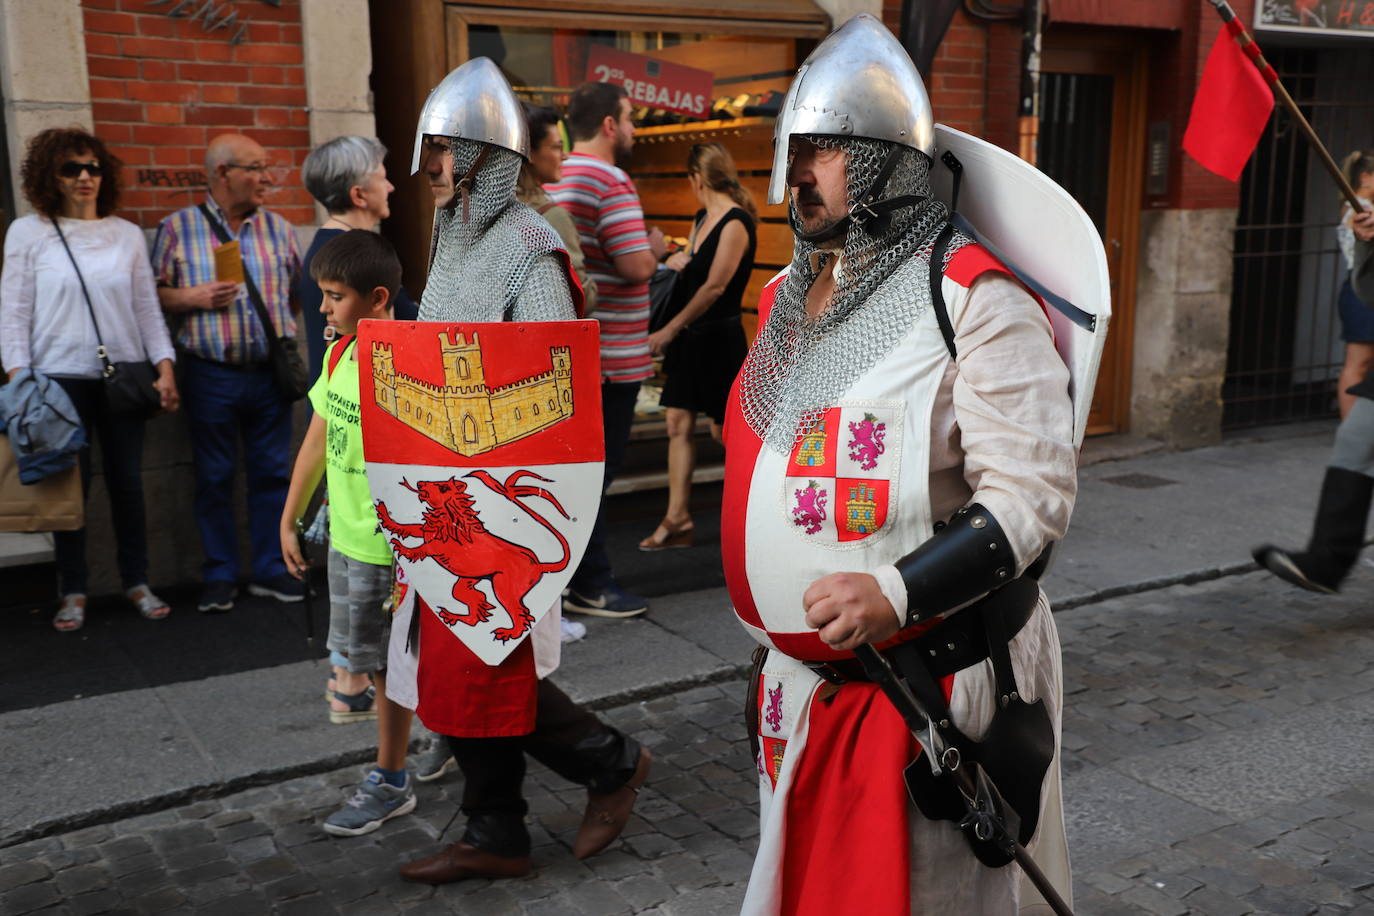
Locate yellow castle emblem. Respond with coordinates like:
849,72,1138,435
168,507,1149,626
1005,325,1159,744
845,483,878,534
372,331,574,457
796,418,828,466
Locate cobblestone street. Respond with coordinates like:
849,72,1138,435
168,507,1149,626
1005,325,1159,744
5,566,1374,915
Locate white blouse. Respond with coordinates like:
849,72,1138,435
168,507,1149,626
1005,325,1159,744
1,214,175,378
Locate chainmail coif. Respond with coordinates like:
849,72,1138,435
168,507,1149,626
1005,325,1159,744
420,138,574,323
737,136,968,454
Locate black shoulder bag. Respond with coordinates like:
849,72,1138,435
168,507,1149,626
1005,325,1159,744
53,219,161,417
196,204,308,401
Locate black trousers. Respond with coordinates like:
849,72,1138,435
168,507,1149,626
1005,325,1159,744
446,678,641,857
51,377,149,595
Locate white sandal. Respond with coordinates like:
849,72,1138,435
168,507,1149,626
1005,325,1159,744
54,594,86,632
126,584,171,620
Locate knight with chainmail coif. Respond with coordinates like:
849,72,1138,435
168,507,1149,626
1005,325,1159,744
721,16,1080,913
384,58,650,886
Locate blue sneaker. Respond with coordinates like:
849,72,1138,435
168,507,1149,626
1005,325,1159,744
562,583,648,619
323,771,416,837
248,573,304,603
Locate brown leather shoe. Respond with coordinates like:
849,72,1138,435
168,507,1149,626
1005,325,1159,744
397,841,531,884
573,746,652,860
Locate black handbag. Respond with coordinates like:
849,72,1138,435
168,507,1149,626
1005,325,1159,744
197,204,308,402
647,267,680,334
53,219,161,417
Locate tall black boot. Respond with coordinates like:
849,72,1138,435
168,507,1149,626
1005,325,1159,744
1253,466,1374,592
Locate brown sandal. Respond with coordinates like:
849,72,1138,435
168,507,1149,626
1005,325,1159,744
638,519,695,552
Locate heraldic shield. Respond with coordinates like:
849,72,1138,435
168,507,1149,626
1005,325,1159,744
357,319,604,666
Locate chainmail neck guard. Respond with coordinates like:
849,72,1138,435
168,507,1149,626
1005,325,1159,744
737,137,967,454
420,138,572,323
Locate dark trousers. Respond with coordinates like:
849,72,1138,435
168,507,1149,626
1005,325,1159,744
568,380,640,594
446,678,641,857
51,378,149,596
180,355,292,584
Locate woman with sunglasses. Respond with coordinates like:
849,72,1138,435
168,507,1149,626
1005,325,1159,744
0,127,178,631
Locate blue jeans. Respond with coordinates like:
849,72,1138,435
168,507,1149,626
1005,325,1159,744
181,356,292,584
51,377,149,596
568,381,640,594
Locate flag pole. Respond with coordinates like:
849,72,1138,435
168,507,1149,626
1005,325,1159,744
1204,0,1363,210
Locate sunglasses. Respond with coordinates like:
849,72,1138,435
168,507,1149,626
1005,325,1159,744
59,161,103,179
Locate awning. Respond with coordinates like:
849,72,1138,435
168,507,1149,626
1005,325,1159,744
447,0,831,37
1046,0,1186,30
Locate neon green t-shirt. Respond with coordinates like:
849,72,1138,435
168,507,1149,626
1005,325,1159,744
308,338,391,566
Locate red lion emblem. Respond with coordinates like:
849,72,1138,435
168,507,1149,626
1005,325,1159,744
375,470,570,643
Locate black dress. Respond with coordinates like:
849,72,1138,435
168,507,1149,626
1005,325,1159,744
659,207,755,424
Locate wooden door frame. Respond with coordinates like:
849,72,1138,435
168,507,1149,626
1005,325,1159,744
1041,32,1147,436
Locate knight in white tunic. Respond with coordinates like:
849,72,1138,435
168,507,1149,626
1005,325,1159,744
721,16,1078,915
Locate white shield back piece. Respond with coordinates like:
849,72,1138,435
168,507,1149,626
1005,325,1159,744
929,123,1112,448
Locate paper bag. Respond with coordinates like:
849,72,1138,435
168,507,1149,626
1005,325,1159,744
0,434,83,532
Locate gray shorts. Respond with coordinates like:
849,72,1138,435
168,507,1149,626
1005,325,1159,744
326,546,393,674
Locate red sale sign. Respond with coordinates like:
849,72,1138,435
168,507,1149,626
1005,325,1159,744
586,45,713,120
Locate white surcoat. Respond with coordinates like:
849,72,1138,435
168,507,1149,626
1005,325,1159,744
722,243,1077,914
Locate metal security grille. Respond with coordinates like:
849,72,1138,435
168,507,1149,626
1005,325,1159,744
1038,72,1113,237
1223,45,1374,429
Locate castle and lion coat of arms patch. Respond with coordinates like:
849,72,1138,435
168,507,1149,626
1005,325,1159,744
357,319,604,665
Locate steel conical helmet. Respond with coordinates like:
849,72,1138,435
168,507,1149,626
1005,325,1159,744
410,57,529,175
767,14,934,204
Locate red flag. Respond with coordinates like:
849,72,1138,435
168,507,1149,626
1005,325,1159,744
1183,21,1276,182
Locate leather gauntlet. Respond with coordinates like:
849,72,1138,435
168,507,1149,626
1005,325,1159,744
895,503,1015,626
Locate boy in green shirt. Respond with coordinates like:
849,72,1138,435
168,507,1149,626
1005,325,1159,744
280,230,416,835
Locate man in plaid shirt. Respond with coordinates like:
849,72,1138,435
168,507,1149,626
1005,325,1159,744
153,133,303,613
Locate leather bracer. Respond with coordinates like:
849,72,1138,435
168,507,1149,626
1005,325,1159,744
896,503,1015,626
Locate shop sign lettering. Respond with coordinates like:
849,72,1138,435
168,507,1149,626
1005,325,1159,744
586,46,713,120
139,169,207,188
1257,0,1374,36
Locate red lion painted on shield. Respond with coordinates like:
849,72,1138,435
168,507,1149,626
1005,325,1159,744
375,470,570,642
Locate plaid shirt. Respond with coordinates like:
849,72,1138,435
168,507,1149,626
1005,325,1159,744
152,196,301,365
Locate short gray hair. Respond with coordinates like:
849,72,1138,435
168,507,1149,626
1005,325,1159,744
302,136,387,214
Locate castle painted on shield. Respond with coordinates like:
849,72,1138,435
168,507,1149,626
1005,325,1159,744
372,330,574,457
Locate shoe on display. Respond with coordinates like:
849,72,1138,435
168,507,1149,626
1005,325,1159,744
413,739,457,783
323,770,416,837
248,573,305,603
562,583,648,619
197,581,237,613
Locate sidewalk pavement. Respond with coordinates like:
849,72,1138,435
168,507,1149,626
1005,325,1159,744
0,420,1346,847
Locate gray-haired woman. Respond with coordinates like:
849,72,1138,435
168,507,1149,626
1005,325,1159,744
295,136,416,385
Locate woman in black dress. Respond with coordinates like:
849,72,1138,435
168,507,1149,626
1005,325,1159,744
641,142,756,550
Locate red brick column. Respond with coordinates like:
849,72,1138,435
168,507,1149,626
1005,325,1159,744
82,0,315,228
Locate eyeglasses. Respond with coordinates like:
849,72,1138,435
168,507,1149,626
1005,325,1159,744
58,161,102,179
225,162,270,174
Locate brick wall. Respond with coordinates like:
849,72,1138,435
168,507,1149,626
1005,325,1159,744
81,0,315,229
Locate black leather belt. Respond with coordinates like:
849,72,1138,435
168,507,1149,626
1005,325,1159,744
803,579,1039,686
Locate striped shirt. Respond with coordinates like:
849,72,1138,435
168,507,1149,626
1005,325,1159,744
152,195,301,365
547,153,652,383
